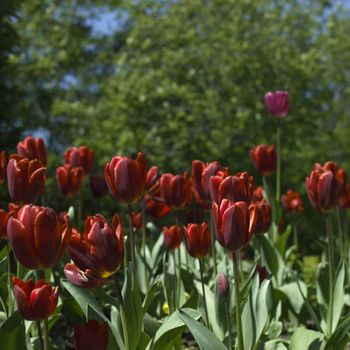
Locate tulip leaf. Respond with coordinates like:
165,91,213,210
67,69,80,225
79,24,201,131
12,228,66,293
258,340,288,350
122,264,143,350
324,313,350,350
277,280,307,314
142,276,162,315
331,261,345,333
275,225,292,257
289,328,324,350
178,309,228,350
0,310,26,350
145,308,201,350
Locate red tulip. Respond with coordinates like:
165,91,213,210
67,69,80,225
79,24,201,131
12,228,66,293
192,160,228,208
64,264,102,289
132,211,143,230
65,214,124,287
281,190,304,213
7,205,71,269
90,175,108,198
265,91,289,117
183,223,211,258
74,320,109,350
56,164,84,196
210,172,255,204
0,203,19,239
249,144,277,176
105,152,147,204
314,161,346,195
7,155,46,204
12,277,58,320
159,172,192,209
163,225,181,250
251,186,265,203
17,136,47,166
144,195,171,219
64,146,94,174
306,168,341,213
0,151,7,184
146,166,160,194
217,272,230,298
252,200,271,235
212,200,257,251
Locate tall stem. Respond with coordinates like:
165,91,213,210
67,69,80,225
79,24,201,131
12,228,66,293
326,215,334,337
6,244,12,317
336,206,345,262
127,204,136,269
36,321,44,350
173,249,177,310
36,270,49,350
141,199,148,289
293,225,299,252
225,301,233,350
275,123,281,204
209,210,218,275
177,247,181,308
233,251,244,350
199,259,209,328
115,277,130,350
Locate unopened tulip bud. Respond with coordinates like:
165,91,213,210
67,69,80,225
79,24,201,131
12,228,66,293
217,272,230,299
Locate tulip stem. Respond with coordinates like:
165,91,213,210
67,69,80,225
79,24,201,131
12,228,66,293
36,321,44,350
6,244,12,317
209,210,218,275
127,205,136,270
326,215,334,337
115,277,130,350
225,301,233,350
199,259,209,328
275,123,281,204
141,200,148,289
177,247,181,307
293,225,299,252
233,251,244,350
43,319,49,350
336,206,345,263
173,249,177,310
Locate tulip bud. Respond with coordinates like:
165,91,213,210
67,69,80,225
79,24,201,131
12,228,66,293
183,223,211,258
74,320,109,350
159,172,192,209
56,164,84,196
104,152,147,204
162,225,181,250
146,166,160,194
281,190,304,213
217,272,230,299
249,144,277,176
132,211,143,230
90,175,108,198
252,200,272,235
66,214,124,287
0,151,7,184
0,203,19,239
12,277,58,320
7,155,46,204
17,136,47,166
251,186,265,203
265,91,289,117
7,205,71,269
64,146,94,174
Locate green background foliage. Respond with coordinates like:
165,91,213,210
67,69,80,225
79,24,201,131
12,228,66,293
1,0,350,250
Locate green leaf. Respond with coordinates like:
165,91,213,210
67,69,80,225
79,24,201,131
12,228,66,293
178,309,228,350
0,311,26,350
146,308,201,350
278,280,307,314
324,314,350,350
290,328,324,350
275,226,292,257
142,277,162,315
332,261,345,332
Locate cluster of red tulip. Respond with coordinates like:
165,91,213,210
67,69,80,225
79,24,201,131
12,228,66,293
2,90,349,350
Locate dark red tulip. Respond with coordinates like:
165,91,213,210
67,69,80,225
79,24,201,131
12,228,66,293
0,203,19,239
105,152,147,204
159,172,192,209
183,222,211,258
90,175,108,198
64,146,94,174
252,186,265,203
74,320,109,350
314,161,346,195
7,205,71,269
12,277,58,321
217,272,230,299
257,265,268,284
64,263,102,289
132,211,143,230
0,151,7,184
17,136,47,166
281,190,304,213
144,195,171,219
212,200,257,251
56,164,84,196
265,91,289,117
305,168,340,213
7,155,46,204
162,225,181,250
252,200,271,235
192,160,228,208
146,166,160,194
210,172,255,204
66,214,124,287
249,144,277,176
